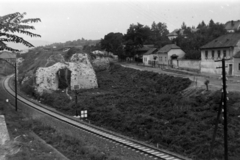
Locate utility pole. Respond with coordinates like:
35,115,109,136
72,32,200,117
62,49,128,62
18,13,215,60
75,90,78,117
221,58,228,160
210,58,230,160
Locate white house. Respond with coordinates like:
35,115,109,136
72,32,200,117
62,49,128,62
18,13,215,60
142,48,158,66
200,33,240,76
157,44,185,67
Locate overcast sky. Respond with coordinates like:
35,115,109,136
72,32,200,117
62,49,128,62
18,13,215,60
1,0,240,45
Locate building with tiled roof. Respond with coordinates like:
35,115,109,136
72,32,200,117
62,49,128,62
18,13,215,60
129,44,155,64
142,48,158,66
224,20,240,33
158,44,181,53
200,33,240,76
134,44,155,58
200,33,240,49
167,29,179,40
157,44,185,67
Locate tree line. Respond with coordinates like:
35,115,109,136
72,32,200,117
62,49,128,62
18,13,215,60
0,12,231,60
100,20,228,60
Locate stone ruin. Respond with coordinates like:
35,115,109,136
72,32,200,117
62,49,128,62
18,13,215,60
35,53,98,94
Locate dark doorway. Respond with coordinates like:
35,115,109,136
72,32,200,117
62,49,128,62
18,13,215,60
57,68,72,89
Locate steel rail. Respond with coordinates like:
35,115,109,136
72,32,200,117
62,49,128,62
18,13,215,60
3,75,191,160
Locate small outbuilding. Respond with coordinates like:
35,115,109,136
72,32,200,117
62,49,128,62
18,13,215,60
142,48,158,66
157,44,185,67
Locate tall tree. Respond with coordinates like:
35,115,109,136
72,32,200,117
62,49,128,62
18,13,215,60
197,21,206,29
0,12,41,52
150,21,169,48
208,19,215,28
124,23,151,57
100,32,123,55
175,20,227,60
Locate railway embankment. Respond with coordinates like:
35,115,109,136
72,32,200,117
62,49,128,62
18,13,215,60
6,76,181,160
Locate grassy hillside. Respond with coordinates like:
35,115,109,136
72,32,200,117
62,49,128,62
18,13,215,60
45,39,100,49
20,63,240,160
0,61,14,75
17,47,85,84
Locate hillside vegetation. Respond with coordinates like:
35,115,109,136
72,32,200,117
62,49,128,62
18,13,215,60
18,58,240,159
18,47,79,73
17,47,99,85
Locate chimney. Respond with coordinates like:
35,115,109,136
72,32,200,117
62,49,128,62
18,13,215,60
231,20,234,26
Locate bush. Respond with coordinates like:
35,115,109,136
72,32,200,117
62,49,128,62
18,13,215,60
20,77,36,97
40,92,55,106
24,63,240,159
63,47,81,61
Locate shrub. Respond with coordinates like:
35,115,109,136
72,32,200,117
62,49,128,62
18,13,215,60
40,92,54,106
63,47,81,61
20,77,36,97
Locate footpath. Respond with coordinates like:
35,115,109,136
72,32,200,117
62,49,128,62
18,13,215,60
119,62,240,92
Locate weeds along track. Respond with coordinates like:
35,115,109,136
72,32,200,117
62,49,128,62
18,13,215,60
3,75,191,160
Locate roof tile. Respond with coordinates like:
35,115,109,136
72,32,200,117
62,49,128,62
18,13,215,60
200,33,240,49
158,44,181,53
143,48,158,55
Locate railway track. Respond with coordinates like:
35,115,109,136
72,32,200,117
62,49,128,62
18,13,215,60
3,75,191,160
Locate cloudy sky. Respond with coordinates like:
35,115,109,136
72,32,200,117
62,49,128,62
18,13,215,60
1,0,240,46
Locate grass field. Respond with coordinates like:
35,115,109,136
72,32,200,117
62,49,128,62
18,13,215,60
19,62,240,160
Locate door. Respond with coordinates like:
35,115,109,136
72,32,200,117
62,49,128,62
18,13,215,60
229,64,232,76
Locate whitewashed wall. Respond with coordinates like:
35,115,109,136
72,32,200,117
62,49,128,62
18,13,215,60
36,53,98,93
172,59,200,70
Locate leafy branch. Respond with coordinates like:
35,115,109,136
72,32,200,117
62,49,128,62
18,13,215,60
0,12,41,52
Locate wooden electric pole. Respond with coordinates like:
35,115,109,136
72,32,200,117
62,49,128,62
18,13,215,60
221,58,228,160
210,58,230,160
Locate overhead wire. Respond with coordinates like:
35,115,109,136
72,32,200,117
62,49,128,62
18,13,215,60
124,0,176,30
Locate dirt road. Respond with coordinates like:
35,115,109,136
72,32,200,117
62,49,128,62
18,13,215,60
121,63,240,92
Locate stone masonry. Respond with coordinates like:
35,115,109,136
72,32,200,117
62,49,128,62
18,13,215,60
35,53,98,93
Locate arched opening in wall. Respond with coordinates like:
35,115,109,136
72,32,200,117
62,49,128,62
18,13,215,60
56,68,72,90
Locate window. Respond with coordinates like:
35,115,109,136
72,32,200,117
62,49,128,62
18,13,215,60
218,50,221,59
205,51,208,59
144,57,147,62
211,50,215,59
239,63,240,70
223,50,226,58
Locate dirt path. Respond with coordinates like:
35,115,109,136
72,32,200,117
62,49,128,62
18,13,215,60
120,63,240,92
